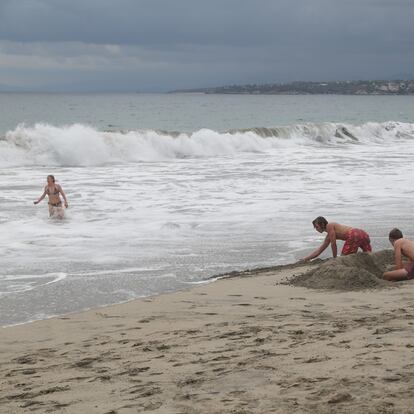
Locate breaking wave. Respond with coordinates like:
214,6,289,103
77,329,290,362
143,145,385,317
0,121,413,167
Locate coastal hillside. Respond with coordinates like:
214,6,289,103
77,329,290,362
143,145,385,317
171,80,414,95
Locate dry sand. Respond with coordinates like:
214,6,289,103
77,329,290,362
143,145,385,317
1,251,414,413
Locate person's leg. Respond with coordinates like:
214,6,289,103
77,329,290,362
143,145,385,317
383,268,409,281
404,263,414,280
48,203,64,219
360,232,372,252
341,233,358,255
361,243,372,252
403,261,413,271
56,207,64,219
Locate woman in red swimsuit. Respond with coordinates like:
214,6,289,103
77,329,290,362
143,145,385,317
34,175,69,218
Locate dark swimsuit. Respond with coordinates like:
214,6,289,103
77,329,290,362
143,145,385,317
406,265,414,280
46,186,62,207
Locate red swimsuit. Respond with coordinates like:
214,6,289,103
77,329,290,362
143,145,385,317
341,228,372,255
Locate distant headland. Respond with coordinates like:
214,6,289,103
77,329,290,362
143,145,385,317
170,80,414,95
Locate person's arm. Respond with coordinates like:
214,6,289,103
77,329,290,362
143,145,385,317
394,241,403,269
34,189,47,205
58,185,68,208
326,224,337,258
303,234,330,261
383,242,407,280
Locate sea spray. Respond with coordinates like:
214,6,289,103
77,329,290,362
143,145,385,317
1,121,413,167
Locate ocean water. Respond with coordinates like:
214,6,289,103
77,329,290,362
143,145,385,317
1,93,414,326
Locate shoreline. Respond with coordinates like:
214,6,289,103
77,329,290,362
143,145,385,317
1,256,414,413
1,259,320,329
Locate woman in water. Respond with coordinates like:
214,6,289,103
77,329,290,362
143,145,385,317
34,175,68,218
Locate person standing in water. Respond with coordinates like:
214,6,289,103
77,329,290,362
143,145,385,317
34,175,68,219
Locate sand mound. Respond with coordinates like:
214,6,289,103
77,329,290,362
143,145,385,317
289,250,394,291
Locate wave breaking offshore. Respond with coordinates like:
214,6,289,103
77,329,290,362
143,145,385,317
0,121,413,167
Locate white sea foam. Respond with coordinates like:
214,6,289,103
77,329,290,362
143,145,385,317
1,121,413,167
1,119,414,326
0,272,66,294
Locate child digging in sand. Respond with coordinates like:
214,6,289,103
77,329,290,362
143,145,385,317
302,216,372,261
383,228,414,281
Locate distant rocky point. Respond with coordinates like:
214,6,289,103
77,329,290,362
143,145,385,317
170,80,414,95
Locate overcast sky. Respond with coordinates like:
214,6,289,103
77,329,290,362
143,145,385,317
0,0,413,92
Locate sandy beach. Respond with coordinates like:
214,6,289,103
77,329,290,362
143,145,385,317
1,252,414,414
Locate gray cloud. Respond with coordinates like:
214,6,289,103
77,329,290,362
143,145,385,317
0,0,413,91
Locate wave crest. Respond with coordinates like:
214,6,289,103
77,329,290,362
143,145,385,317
0,121,413,167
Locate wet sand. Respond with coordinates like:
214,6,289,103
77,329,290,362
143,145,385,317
1,255,414,413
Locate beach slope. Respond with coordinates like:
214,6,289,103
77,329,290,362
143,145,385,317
1,254,414,413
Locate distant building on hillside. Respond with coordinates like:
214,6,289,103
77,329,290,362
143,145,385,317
171,80,414,95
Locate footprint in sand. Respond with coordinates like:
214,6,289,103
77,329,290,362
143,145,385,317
72,357,102,368
21,369,36,375
304,355,331,363
13,355,37,365
127,367,150,376
177,377,205,387
327,392,353,404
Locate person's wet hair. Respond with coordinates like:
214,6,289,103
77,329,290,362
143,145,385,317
312,216,328,230
47,175,55,183
389,228,403,241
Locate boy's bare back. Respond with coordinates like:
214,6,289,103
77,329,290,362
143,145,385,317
327,222,353,240
395,238,414,262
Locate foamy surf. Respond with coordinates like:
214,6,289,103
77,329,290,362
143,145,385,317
0,272,67,295
1,121,413,167
1,97,414,326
